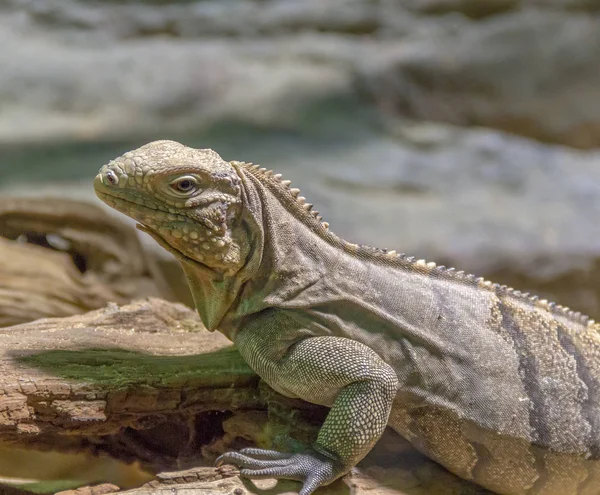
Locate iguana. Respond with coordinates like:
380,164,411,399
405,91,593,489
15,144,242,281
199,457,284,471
94,140,600,495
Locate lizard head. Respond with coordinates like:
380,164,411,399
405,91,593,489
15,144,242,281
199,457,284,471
94,140,245,274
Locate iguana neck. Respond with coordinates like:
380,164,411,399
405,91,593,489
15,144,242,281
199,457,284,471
177,196,259,336
181,163,337,339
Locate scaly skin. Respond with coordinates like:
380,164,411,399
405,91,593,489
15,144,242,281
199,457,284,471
94,140,600,495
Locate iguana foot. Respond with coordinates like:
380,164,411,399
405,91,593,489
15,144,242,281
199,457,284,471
215,447,344,495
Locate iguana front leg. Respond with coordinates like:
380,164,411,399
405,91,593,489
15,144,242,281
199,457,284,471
217,320,399,494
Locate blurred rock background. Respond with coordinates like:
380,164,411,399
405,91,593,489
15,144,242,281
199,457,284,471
0,0,599,490
3,0,600,319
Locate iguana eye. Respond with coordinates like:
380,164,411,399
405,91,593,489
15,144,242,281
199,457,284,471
170,176,198,194
105,170,119,185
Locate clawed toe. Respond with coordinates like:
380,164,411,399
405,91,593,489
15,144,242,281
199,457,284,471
239,447,292,460
216,450,292,470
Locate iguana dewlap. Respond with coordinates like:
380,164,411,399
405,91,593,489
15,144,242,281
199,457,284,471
94,140,600,495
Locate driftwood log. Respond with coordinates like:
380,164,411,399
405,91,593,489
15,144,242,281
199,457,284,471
0,197,183,327
0,298,488,495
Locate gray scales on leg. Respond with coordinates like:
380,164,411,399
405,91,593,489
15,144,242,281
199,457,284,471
94,140,600,495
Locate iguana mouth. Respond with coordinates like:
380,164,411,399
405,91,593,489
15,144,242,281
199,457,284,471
95,189,162,216
97,188,235,282
95,188,218,275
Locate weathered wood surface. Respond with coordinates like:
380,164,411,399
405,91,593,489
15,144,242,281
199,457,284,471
0,197,177,327
0,299,260,449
